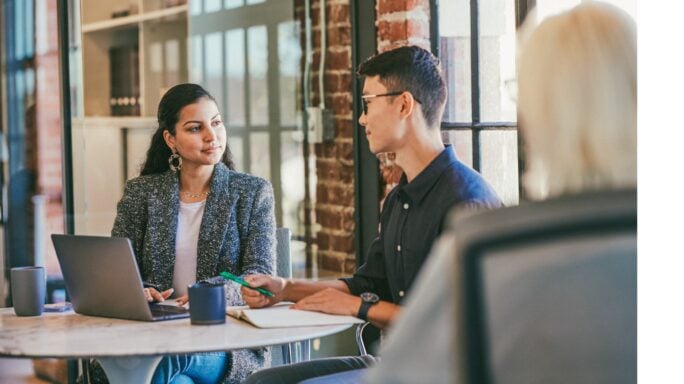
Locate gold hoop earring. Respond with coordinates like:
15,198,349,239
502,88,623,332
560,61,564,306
168,151,182,172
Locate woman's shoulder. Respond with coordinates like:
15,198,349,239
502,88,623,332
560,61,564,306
124,172,172,192
226,170,272,191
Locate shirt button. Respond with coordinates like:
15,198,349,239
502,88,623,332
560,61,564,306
396,245,401,252
399,290,405,297
403,203,409,210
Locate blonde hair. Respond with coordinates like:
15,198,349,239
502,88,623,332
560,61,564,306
517,2,637,199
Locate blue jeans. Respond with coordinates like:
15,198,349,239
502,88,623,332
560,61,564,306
151,352,228,384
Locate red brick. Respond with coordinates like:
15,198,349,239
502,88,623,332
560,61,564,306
331,233,354,253
377,20,406,41
335,117,354,139
377,0,423,14
329,3,350,23
326,50,352,72
326,25,352,46
318,232,331,250
330,93,352,116
337,141,354,162
318,252,345,272
341,208,356,232
325,71,352,92
344,257,357,274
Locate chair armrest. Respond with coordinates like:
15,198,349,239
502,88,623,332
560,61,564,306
356,322,371,356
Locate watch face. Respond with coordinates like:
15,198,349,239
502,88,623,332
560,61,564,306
361,292,380,303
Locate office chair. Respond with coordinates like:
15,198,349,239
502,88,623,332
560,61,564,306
453,189,636,384
273,227,311,365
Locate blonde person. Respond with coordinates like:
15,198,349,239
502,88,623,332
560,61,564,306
299,2,637,384
90,83,276,384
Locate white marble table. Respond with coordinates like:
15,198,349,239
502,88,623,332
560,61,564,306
0,307,352,383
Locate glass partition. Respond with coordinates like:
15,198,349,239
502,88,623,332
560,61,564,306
66,0,312,274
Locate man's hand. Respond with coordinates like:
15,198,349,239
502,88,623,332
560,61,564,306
241,274,287,308
291,288,362,317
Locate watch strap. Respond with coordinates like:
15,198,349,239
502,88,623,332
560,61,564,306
358,300,373,321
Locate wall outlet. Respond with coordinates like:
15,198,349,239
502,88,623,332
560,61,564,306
306,107,334,143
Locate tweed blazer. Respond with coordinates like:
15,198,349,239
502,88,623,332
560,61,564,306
111,162,276,383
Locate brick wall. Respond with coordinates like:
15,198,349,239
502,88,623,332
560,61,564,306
377,0,431,52
295,0,357,274
297,0,432,274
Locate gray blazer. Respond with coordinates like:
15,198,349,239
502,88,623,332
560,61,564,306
112,162,276,383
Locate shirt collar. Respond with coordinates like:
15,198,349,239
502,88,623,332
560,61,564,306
397,145,459,205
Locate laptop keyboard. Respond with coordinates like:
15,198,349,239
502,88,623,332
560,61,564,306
150,304,189,320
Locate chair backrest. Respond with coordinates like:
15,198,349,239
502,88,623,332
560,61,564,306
451,189,636,384
275,228,292,279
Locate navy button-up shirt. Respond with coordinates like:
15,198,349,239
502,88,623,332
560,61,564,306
342,145,502,304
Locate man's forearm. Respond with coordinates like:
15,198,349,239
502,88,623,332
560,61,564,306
283,279,350,302
366,301,401,329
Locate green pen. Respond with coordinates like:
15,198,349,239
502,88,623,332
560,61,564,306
220,271,275,297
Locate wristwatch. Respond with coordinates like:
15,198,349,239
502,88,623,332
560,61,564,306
357,292,380,321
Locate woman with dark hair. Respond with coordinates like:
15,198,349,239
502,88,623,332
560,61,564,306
107,83,275,383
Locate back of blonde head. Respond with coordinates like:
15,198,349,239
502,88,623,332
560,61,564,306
517,2,637,199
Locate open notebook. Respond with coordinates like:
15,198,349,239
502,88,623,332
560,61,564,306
226,302,364,328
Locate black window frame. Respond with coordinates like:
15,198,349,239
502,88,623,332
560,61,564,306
430,0,534,201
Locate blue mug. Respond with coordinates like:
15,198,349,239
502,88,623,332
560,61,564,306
188,282,226,325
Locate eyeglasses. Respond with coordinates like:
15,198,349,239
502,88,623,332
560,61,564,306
361,91,422,115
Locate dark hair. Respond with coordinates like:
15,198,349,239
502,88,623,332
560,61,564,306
357,46,447,128
140,83,235,175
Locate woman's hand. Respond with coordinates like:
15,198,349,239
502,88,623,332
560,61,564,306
143,287,174,303
241,275,287,308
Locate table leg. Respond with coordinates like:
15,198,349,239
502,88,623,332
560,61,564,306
96,356,162,384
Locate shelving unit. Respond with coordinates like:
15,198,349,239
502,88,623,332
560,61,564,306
81,2,188,118
74,0,189,235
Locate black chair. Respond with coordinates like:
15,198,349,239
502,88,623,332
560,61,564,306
452,189,636,384
272,227,311,364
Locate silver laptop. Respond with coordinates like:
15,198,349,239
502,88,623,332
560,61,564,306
51,234,189,322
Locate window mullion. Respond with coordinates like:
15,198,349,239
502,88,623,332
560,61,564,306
470,0,481,171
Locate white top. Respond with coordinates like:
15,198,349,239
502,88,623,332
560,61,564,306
173,200,205,297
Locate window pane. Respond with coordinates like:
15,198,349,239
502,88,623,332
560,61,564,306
442,130,473,168
225,29,246,127
204,32,224,112
204,0,222,13
478,0,516,122
165,39,181,85
227,134,244,171
480,130,519,205
224,0,244,9
248,25,269,126
279,21,302,127
280,131,305,235
280,131,308,274
189,35,203,83
250,132,270,179
190,0,203,15
439,0,471,123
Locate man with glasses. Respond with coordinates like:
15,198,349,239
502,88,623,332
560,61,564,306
243,45,501,384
